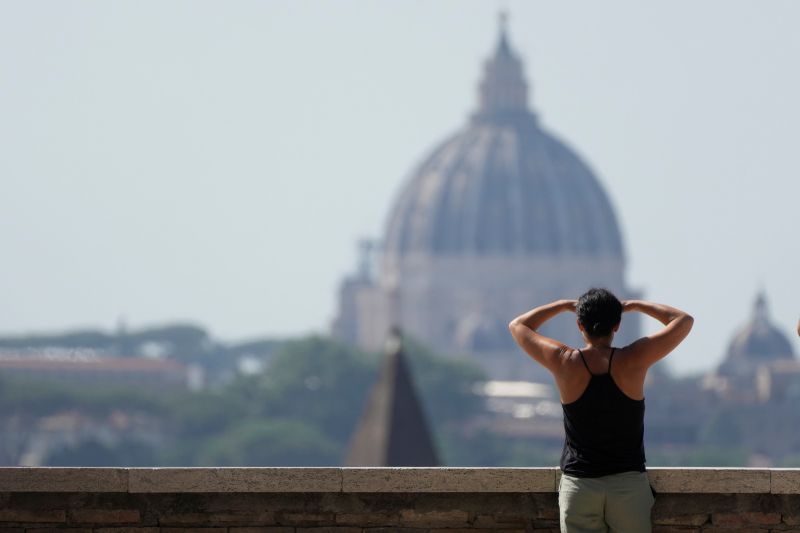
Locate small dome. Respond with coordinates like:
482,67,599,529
384,18,624,260
718,292,795,376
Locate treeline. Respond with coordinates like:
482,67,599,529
0,335,560,467
0,324,282,374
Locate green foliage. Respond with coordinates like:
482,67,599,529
778,453,800,467
0,323,226,367
699,408,743,446
226,338,285,358
128,324,209,345
439,428,561,467
0,378,166,417
251,336,378,445
195,419,338,466
1,334,490,466
399,336,485,428
163,389,250,438
647,446,749,467
46,439,157,467
0,330,115,349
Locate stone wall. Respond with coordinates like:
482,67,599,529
1,468,800,532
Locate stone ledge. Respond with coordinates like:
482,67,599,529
769,468,800,494
649,468,770,494
128,468,342,493
0,467,796,494
0,468,128,492
342,467,555,492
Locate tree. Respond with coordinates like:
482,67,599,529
195,419,338,466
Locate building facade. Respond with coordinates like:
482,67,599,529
333,18,640,380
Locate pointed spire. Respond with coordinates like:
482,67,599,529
344,328,439,466
497,10,511,55
474,11,530,119
753,290,769,323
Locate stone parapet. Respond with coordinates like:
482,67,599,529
0,468,799,532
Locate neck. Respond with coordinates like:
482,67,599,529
585,336,614,349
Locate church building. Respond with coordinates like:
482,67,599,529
333,17,640,380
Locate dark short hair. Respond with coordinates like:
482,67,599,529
576,288,622,338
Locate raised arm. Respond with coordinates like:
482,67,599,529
508,300,576,372
623,300,694,368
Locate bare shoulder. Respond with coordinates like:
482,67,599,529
612,343,647,372
553,348,594,403
553,347,587,379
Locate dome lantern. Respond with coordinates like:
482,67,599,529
474,11,531,122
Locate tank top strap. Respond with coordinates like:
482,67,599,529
607,347,616,373
577,349,594,376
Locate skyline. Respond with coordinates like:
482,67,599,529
1,1,798,375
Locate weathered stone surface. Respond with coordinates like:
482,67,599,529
701,529,769,533
296,528,362,533
430,529,527,533
712,511,781,526
471,513,529,527
363,529,428,533
276,512,336,527
129,468,342,493
399,509,470,526
229,529,294,533
0,468,128,493
341,467,555,492
95,529,159,533
158,513,276,526
652,513,708,526
26,529,91,533
69,509,140,524
334,513,400,526
159,528,227,533
652,494,739,520
0,468,790,495
0,468,798,532
648,468,770,493
771,468,800,494
0,510,66,523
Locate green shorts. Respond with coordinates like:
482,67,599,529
558,471,655,533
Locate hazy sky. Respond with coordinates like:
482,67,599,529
2,1,798,375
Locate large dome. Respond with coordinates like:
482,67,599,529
333,16,641,378
384,21,624,260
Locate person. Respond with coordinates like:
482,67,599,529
508,288,693,533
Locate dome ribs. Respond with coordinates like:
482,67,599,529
336,17,642,375
474,128,514,254
381,17,627,262
431,128,484,254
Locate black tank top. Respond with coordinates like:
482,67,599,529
560,348,646,477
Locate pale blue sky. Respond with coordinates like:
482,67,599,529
1,1,797,375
